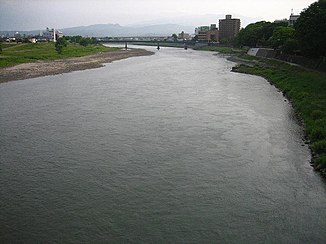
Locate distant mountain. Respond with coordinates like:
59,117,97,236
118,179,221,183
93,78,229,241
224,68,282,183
0,30,40,37
130,14,261,29
0,14,260,38
59,15,260,37
61,23,195,37
0,23,195,37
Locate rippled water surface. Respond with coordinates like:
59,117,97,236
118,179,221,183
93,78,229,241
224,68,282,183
1,46,325,243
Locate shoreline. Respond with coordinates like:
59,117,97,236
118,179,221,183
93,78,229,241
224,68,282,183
0,48,154,83
226,54,326,178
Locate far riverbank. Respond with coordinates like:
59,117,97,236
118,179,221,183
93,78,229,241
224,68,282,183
0,48,153,83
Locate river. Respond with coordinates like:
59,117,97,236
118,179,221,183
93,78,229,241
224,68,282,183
1,46,325,243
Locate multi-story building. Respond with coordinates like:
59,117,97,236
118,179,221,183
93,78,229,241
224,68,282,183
289,14,300,26
178,31,191,40
42,27,63,42
195,26,210,42
195,25,219,42
206,24,219,42
219,15,241,40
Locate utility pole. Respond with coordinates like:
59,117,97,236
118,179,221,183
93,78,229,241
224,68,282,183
53,28,56,42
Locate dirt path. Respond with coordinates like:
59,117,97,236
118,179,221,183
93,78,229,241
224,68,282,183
0,48,153,83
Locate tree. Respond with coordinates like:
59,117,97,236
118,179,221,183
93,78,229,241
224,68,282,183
236,21,288,47
192,35,198,42
220,37,236,46
72,36,83,44
295,0,326,58
172,34,178,42
90,37,98,45
79,38,89,47
55,37,67,54
282,38,300,54
269,26,295,49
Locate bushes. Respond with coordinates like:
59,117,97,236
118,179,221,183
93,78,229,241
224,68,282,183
0,43,119,68
311,110,324,120
312,140,326,154
55,38,67,54
315,155,326,169
233,54,326,176
65,36,98,46
310,127,326,141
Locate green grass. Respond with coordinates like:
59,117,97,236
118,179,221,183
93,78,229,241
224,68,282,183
0,42,120,68
197,44,326,174
233,60,326,174
1,43,22,49
199,46,246,54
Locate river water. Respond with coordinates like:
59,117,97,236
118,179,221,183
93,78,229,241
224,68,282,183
1,46,325,243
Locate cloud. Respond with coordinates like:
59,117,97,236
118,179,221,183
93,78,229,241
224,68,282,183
0,0,316,30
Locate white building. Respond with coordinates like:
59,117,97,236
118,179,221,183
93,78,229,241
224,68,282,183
42,27,63,42
289,14,300,26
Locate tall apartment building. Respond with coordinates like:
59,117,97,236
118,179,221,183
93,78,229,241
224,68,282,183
219,15,241,40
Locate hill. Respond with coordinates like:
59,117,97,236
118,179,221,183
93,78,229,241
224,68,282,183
0,23,195,37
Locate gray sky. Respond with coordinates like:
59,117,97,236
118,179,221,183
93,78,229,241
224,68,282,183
0,0,316,30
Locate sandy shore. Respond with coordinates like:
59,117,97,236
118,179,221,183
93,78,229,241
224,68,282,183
0,48,154,83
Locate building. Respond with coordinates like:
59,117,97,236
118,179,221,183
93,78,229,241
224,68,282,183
274,19,289,24
195,24,219,42
206,24,219,42
289,14,300,26
195,26,210,42
219,15,241,40
178,31,191,40
42,27,63,42
196,25,220,42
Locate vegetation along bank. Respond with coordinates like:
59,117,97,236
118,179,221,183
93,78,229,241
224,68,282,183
201,46,326,177
0,41,153,83
0,41,119,69
199,1,326,177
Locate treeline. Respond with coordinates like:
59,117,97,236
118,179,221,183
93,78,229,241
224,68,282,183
64,36,98,46
235,0,326,59
55,36,99,54
236,21,297,53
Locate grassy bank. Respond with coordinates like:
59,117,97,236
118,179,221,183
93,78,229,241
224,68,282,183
199,46,326,176
0,42,120,68
198,46,246,55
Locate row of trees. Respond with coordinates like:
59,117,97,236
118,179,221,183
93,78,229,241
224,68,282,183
236,0,326,58
55,36,99,54
64,36,98,46
236,21,298,54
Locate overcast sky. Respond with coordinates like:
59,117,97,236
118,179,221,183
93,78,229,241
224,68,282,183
0,0,317,31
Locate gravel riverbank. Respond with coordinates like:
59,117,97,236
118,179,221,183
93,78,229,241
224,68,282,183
0,48,153,83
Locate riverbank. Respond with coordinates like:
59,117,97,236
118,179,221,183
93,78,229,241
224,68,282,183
0,48,153,83
0,42,122,68
227,53,326,177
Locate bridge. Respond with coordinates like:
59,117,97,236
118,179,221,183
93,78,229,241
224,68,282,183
98,39,196,49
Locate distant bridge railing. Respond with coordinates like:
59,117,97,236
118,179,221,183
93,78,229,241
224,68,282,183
98,39,192,44
98,40,198,49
